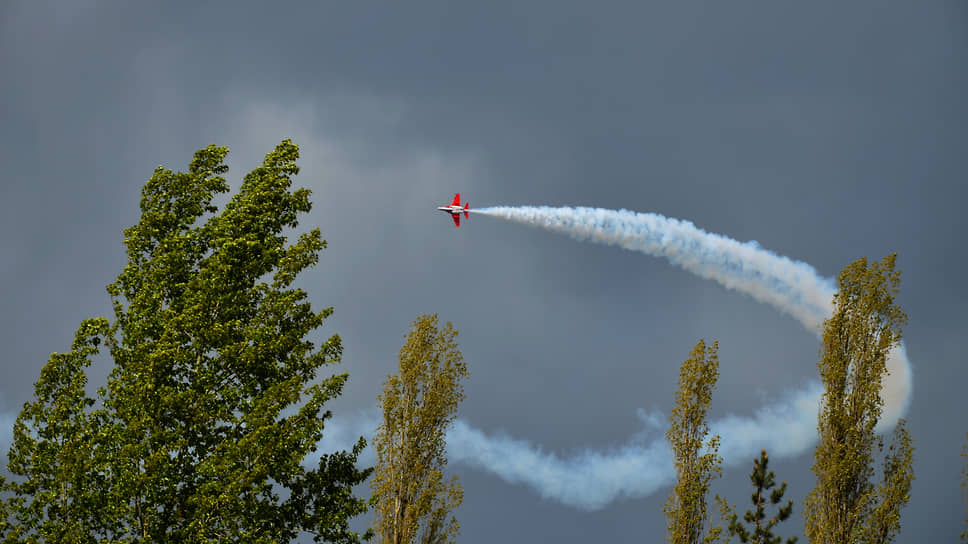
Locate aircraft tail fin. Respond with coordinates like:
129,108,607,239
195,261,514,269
464,202,469,219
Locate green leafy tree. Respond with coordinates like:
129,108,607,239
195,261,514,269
727,450,797,544
4,140,371,542
4,318,114,543
664,340,725,544
371,314,468,544
803,254,914,544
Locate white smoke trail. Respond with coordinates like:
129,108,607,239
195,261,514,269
471,206,912,425
476,206,837,329
447,418,674,509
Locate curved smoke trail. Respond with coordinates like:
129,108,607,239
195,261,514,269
470,206,912,425
316,205,914,510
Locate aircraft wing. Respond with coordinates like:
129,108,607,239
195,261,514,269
452,213,460,227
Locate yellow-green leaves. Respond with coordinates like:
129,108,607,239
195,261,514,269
5,318,112,540
664,340,723,544
372,314,469,544
803,254,913,544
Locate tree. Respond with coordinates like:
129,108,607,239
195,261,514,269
3,140,372,542
727,450,797,544
371,314,468,544
4,318,115,542
803,254,914,544
664,339,724,544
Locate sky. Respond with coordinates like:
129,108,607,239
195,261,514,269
2,1,967,541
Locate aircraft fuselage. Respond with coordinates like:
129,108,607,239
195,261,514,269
437,193,469,226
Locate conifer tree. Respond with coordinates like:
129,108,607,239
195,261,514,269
727,450,797,544
664,340,724,544
371,314,468,544
803,254,914,544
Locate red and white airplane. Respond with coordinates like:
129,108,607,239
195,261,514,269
437,193,469,227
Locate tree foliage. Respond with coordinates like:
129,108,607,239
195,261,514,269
4,318,113,542
664,339,724,544
3,140,371,542
803,254,914,544
728,450,797,544
371,314,468,544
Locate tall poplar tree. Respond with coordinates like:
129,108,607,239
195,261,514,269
3,140,371,542
803,254,914,544
664,339,724,544
371,314,468,544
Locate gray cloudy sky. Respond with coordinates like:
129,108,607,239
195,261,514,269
2,1,967,541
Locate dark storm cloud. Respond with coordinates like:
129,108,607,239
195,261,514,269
1,1,966,541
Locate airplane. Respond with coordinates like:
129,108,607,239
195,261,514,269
437,193,469,227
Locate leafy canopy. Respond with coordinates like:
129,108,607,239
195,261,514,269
664,339,724,544
371,314,468,544
4,140,371,543
803,254,914,544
